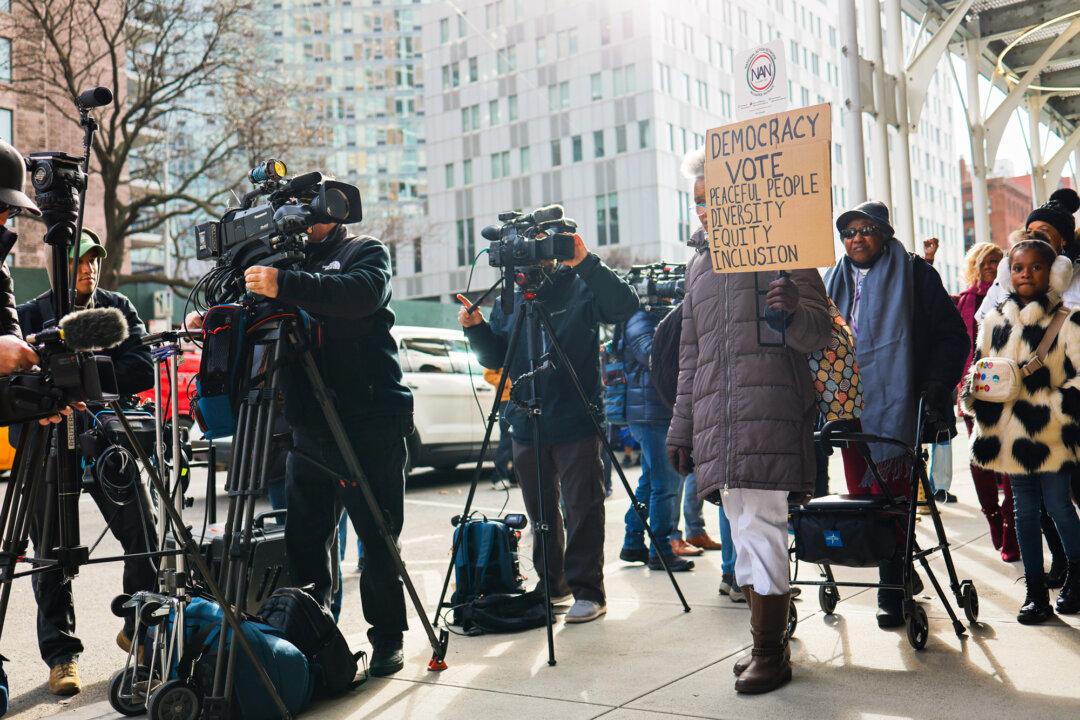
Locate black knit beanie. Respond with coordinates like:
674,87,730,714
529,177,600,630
1027,188,1080,246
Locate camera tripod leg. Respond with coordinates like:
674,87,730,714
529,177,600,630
431,309,526,634
522,301,558,666
284,322,449,666
533,307,691,613
108,402,294,720
0,424,48,643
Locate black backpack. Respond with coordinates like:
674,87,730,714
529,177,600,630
649,302,683,410
257,587,365,699
457,590,552,635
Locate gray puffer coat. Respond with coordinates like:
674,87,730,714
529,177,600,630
667,251,831,500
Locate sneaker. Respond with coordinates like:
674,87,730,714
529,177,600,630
685,533,722,551
491,478,512,490
648,554,694,572
48,661,81,696
933,489,958,504
729,583,746,603
619,547,649,564
564,599,607,624
370,638,405,677
719,572,736,596
549,592,573,606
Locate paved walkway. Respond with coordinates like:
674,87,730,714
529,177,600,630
9,434,1080,719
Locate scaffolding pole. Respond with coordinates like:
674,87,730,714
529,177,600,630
840,0,867,205
1028,95,1047,205
884,0,914,249
863,0,892,206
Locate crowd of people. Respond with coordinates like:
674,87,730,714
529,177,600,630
457,143,1080,695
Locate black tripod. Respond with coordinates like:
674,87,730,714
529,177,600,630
208,304,449,707
432,271,690,667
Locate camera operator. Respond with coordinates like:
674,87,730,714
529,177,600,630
458,233,638,623
188,219,414,676
17,229,157,696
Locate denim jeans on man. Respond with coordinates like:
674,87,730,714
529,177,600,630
718,504,737,575
624,423,679,559
1011,471,1080,579
673,472,707,540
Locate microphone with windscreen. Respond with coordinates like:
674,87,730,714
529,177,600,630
76,86,114,110
30,307,129,352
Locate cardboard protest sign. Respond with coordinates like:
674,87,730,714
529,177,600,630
703,103,834,274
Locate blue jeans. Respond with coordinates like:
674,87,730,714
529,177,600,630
1011,471,1080,579
673,473,707,539
718,503,736,575
624,423,680,558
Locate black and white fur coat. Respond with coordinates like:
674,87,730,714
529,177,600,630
961,256,1080,476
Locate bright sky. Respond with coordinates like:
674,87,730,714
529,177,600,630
948,54,1078,183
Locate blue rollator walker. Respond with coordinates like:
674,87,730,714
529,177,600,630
788,397,981,650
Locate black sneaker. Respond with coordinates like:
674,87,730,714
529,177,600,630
1018,575,1054,625
648,555,694,572
619,547,649,564
370,638,405,677
1056,561,1080,614
933,490,958,504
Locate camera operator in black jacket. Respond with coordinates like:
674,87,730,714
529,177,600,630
17,230,157,696
459,234,638,623
189,221,413,676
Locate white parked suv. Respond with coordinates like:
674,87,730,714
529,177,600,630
390,325,499,473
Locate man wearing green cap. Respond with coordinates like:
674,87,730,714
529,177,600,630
16,228,158,696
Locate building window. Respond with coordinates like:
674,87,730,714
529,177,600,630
638,120,651,149
593,130,605,158
548,83,569,112
666,122,675,152
677,190,690,242
463,158,473,184
456,218,476,266
389,243,398,276
556,29,578,57
615,125,627,153
491,150,510,179
536,35,547,64
439,17,449,43
496,47,517,74
489,99,501,125
0,108,11,142
572,135,583,162
682,72,691,102
508,94,518,121
613,64,635,95
597,193,619,245
413,238,423,274
445,163,455,188
519,146,530,173
720,90,732,118
442,63,460,89
468,57,478,82
696,80,709,109
550,139,562,166
590,72,602,100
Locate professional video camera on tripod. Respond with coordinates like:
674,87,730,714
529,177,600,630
442,204,691,665
625,262,686,313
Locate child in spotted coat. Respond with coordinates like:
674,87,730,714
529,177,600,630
962,239,1080,624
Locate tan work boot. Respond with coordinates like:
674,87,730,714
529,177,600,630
734,589,792,694
49,660,81,696
117,629,145,664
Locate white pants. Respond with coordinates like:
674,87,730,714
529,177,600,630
722,488,791,596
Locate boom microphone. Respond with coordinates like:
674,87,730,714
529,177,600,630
76,86,113,109
525,204,564,224
55,307,128,351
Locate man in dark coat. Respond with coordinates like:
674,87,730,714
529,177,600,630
459,233,638,623
18,230,157,696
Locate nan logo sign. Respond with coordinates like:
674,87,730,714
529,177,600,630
734,40,789,120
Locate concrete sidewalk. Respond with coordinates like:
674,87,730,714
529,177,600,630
11,436,1080,719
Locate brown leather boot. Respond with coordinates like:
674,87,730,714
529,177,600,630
734,589,792,694
733,587,754,676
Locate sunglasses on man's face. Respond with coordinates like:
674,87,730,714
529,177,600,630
0,205,22,219
840,225,879,240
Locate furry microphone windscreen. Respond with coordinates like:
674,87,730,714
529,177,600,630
59,307,128,351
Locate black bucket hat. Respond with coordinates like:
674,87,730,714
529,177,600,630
0,141,40,217
836,200,894,237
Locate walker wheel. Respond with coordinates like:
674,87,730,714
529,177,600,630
818,584,839,615
907,604,929,650
786,601,798,641
147,679,201,720
960,580,979,624
111,594,134,618
108,665,152,716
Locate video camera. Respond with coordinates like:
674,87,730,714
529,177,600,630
625,262,686,310
481,204,577,268
194,159,364,270
0,307,125,425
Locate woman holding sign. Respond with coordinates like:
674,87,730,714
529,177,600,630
824,200,968,630
667,150,831,695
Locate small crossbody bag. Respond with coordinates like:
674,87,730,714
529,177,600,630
971,307,1069,403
